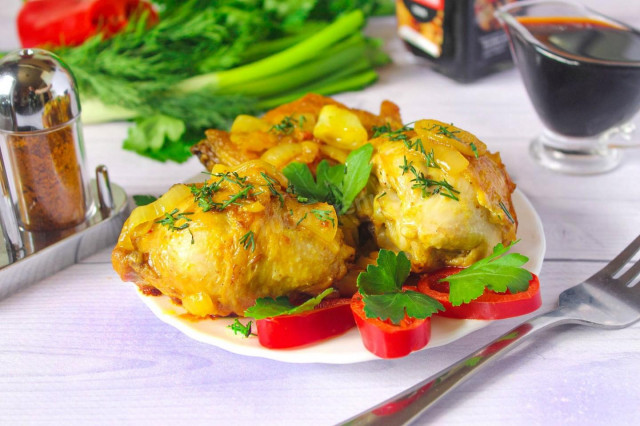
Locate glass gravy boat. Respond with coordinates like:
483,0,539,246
496,0,640,174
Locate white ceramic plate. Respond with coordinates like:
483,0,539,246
136,189,545,364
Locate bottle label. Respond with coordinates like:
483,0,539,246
396,0,445,58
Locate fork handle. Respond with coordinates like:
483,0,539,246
340,309,578,426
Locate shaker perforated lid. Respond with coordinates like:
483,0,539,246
0,48,81,132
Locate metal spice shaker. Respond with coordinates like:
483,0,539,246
0,48,93,232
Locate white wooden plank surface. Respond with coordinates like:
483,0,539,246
1,1,640,425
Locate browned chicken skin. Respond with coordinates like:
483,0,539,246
112,160,354,317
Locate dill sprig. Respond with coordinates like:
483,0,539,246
240,230,256,252
260,172,284,206
155,208,195,243
269,116,297,135
311,209,336,227
499,201,515,224
400,157,460,201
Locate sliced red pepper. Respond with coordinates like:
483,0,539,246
351,291,431,359
17,0,158,48
255,298,355,349
417,267,542,320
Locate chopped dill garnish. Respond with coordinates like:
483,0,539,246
296,212,308,226
376,191,387,199
372,123,392,137
311,209,335,227
425,149,440,169
261,172,284,206
227,319,253,337
156,208,195,244
429,123,461,141
470,142,479,158
240,230,256,252
499,201,515,224
220,185,254,210
400,156,460,201
270,115,297,135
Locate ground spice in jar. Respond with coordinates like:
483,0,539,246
5,95,87,231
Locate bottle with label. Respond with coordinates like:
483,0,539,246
396,0,520,82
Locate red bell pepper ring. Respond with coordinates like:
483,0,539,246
417,267,542,320
17,0,158,48
255,298,355,349
351,292,431,359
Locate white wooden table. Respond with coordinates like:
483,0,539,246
1,1,640,424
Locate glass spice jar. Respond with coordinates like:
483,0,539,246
0,49,92,232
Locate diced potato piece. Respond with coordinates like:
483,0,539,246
415,119,487,157
230,115,270,133
319,144,349,164
182,292,214,317
313,105,368,150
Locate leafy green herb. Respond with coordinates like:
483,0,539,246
400,157,459,200
429,123,461,141
269,115,297,135
240,231,256,252
499,201,515,224
59,5,389,163
470,142,479,158
372,123,391,137
220,185,254,210
155,208,195,244
132,194,157,206
357,250,443,325
376,191,387,199
156,208,193,231
296,212,308,226
282,143,373,214
443,241,532,306
227,319,253,338
261,172,284,206
311,209,335,227
123,114,189,162
244,288,335,319
425,149,440,169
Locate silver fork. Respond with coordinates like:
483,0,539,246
340,234,640,426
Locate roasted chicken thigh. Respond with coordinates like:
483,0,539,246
112,160,354,317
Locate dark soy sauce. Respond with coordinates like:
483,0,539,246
509,17,640,137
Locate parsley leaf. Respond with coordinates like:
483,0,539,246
124,114,186,156
282,143,373,214
444,241,533,306
364,291,444,324
357,249,411,295
132,194,157,206
244,288,335,319
356,250,443,325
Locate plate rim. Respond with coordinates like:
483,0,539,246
135,188,545,364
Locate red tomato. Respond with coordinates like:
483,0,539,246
17,0,158,48
417,267,542,320
255,298,355,349
351,292,431,359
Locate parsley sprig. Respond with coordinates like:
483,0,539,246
357,250,443,325
443,241,532,306
282,143,373,215
244,288,335,319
